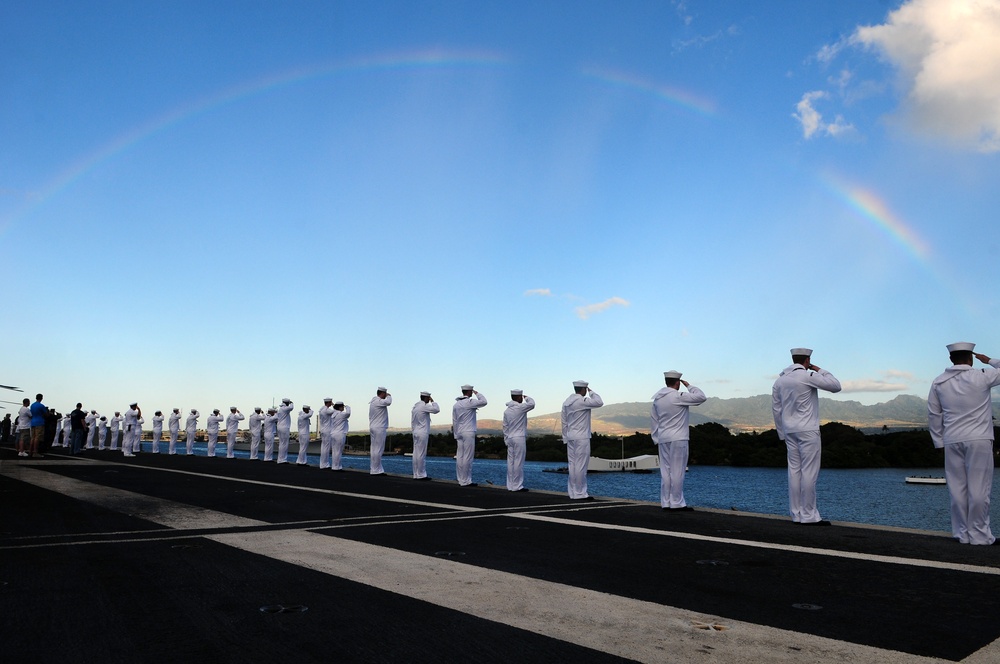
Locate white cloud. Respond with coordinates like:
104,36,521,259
523,288,552,297
852,0,1000,152
840,380,910,393
575,296,630,320
884,369,915,380
794,91,856,139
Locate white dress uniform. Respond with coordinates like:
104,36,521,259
503,394,535,491
330,404,351,470
60,415,71,446
85,411,98,449
206,412,224,457
185,410,199,455
368,392,392,475
411,396,441,479
225,409,244,458
928,346,1000,545
296,408,313,465
109,414,123,450
772,352,841,524
168,410,181,454
97,417,108,450
276,400,294,464
561,385,604,499
248,409,265,460
318,402,335,469
123,407,140,456
52,416,63,448
651,378,707,509
151,414,164,453
452,389,488,486
263,410,278,461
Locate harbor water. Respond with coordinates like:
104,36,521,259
136,441,995,534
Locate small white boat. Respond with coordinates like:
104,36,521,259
905,476,946,485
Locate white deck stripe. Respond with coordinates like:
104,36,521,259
9,465,953,664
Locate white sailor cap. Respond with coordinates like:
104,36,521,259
377,386,387,393
213,409,220,413
129,402,138,407
267,407,276,413
191,409,199,414
230,406,237,410
420,391,431,397
324,397,333,402
510,389,523,396
947,342,976,353
790,347,813,356
572,380,589,388
303,405,311,410
281,398,292,404
461,384,474,391
664,370,683,379
334,401,344,406
254,407,262,411
173,408,179,412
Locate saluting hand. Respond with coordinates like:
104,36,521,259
975,352,992,364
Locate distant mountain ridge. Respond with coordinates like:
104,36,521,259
396,394,999,436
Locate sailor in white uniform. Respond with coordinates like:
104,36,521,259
772,348,841,525
97,416,108,450
368,388,392,475
452,385,487,486
185,410,199,455
52,414,63,448
85,410,98,449
561,381,604,499
928,342,1000,545
168,409,181,454
60,413,72,446
296,406,313,465
330,401,351,471
263,408,278,461
411,392,440,480
248,407,265,460
151,411,164,453
225,407,244,459
651,371,707,510
503,390,535,491
206,409,224,457
318,399,335,469
276,398,294,464
109,412,123,450
123,403,141,457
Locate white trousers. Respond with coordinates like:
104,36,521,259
296,430,310,464
565,438,591,499
226,429,238,458
186,429,196,455
168,429,179,455
505,436,526,491
944,441,996,545
250,428,261,459
263,430,275,461
455,432,476,485
330,432,346,470
785,430,823,523
85,427,96,449
277,427,290,463
98,429,107,450
370,428,387,474
207,430,219,457
412,432,429,478
151,429,162,453
657,440,689,508
319,431,332,469
110,430,119,450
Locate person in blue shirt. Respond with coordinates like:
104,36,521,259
29,393,48,458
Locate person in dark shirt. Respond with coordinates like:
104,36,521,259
70,404,88,455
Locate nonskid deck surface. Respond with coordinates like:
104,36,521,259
2,448,998,663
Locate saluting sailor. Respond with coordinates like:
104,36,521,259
368,388,391,475
411,392,440,480
185,409,200,455
330,401,351,471
263,408,278,461
97,416,108,450
296,405,313,465
928,342,1000,545
85,410,98,449
248,407,265,460
206,409,224,457
772,348,841,526
151,411,164,453
318,398,336,469
123,403,141,457
561,380,603,500
276,398,294,464
452,385,487,487
225,407,244,459
168,409,181,455
651,371,706,510
503,389,535,492
109,411,123,450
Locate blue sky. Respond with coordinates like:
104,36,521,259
3,0,1000,428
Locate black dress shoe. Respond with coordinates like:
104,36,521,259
800,520,832,526
516,488,529,492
